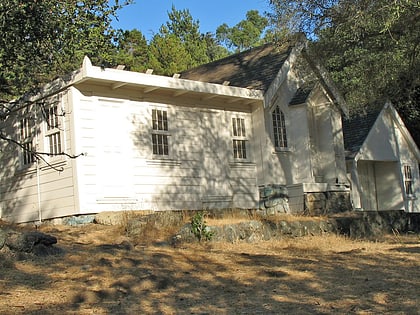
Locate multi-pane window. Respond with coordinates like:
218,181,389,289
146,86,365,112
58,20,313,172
20,118,35,165
404,165,414,196
152,109,169,156
232,117,247,159
272,106,288,149
45,105,62,155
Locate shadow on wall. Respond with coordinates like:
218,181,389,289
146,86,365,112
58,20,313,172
131,102,258,211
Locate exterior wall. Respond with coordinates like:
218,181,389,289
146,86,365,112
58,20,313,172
0,93,78,223
357,111,398,161
70,87,259,214
308,90,348,184
255,79,313,188
254,78,349,213
392,116,420,212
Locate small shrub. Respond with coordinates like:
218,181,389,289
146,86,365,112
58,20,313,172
190,212,214,242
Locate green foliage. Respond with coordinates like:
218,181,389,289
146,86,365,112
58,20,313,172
190,212,214,242
148,6,204,75
216,10,269,52
113,29,149,72
0,0,130,100
269,0,420,144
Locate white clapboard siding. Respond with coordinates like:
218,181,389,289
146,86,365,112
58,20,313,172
0,91,78,222
70,87,259,213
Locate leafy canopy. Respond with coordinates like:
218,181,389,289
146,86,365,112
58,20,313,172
216,10,269,52
0,0,129,100
268,0,420,143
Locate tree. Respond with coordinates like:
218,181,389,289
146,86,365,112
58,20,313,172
0,0,129,99
148,6,214,75
114,29,149,72
148,29,193,75
216,10,269,52
268,0,420,144
0,0,130,161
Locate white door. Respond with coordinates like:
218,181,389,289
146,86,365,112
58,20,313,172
199,111,232,201
96,100,133,198
358,161,378,210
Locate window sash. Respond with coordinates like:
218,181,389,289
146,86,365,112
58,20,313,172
404,165,414,196
232,117,248,160
273,107,287,148
152,109,168,131
151,108,169,156
20,118,35,165
48,132,62,155
233,139,247,159
46,105,59,130
152,133,169,156
22,141,35,165
232,117,246,137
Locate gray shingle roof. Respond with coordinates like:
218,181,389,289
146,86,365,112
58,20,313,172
342,108,381,158
289,87,313,106
180,44,292,91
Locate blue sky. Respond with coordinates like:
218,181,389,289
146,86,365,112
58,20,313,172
112,0,271,41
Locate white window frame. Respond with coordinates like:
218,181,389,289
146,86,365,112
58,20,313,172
44,104,63,157
19,117,36,167
403,164,414,197
231,116,248,160
272,105,288,151
151,107,171,158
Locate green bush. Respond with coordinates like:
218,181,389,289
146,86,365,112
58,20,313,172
190,212,214,242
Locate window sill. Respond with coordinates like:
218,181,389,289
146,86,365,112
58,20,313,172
16,158,67,175
273,148,292,154
229,161,256,168
146,159,181,166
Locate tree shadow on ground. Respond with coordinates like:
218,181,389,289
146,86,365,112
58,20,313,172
1,229,420,314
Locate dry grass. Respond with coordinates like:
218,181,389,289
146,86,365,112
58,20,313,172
0,221,419,314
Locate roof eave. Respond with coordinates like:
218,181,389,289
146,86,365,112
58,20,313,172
27,56,265,106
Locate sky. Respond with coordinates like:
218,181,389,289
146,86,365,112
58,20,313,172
112,0,271,41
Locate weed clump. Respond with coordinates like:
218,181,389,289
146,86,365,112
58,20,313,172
190,212,214,242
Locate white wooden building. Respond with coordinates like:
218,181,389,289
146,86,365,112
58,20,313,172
343,102,420,212
0,40,351,223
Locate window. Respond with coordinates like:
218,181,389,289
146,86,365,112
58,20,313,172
152,108,169,156
404,165,414,196
232,117,247,159
272,106,287,149
44,105,62,155
19,118,35,166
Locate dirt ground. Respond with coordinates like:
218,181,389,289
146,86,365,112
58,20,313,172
1,222,419,315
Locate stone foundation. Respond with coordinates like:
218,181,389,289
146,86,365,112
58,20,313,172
258,184,289,215
304,191,351,215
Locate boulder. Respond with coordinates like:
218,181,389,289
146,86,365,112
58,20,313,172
1,228,61,256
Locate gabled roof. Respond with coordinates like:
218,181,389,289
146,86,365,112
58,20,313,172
181,44,292,91
181,41,348,116
342,102,420,161
342,107,381,158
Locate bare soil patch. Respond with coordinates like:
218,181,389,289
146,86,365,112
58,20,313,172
1,222,419,314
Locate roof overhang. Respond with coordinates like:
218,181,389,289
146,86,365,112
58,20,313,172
33,56,264,112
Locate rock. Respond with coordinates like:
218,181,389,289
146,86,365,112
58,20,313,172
2,230,60,256
63,215,95,226
95,211,128,226
0,228,9,250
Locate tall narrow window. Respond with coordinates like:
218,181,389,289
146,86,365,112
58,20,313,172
404,165,414,196
45,105,62,155
20,118,35,165
272,106,287,149
232,117,247,159
152,108,169,156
